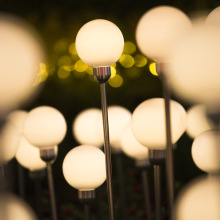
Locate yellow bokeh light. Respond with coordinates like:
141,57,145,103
119,54,135,68
54,39,69,53
109,74,123,88
34,63,48,86
69,42,77,55
58,56,72,67
149,62,158,76
110,66,117,78
123,41,136,54
75,60,88,72
134,54,148,67
58,67,70,79
86,66,93,75
63,65,75,72
111,63,117,68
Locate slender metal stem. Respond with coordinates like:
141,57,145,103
85,204,90,220
100,83,114,220
162,75,174,214
0,165,6,193
154,165,161,220
46,162,58,220
158,63,174,219
17,163,25,198
141,169,152,220
115,153,128,220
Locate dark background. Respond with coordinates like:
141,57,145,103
1,0,218,219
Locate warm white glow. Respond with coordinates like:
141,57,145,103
186,105,213,139
62,145,106,191
0,121,20,164
23,106,67,148
106,106,131,152
0,193,38,220
120,123,149,161
191,130,220,173
0,13,45,113
16,136,46,171
75,19,124,67
131,98,186,150
174,176,220,220
136,6,192,62
166,25,220,105
7,110,28,134
72,108,103,147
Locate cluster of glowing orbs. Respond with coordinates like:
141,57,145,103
0,13,45,113
186,105,213,139
72,108,103,147
75,19,124,67
16,136,47,171
106,106,131,152
136,6,192,62
120,123,149,161
0,193,38,220
191,130,220,173
131,98,186,150
0,121,20,164
174,176,220,220
62,145,106,191
166,25,220,105
23,106,67,148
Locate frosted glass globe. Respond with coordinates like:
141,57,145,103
0,13,45,113
186,105,213,139
0,121,20,164
174,176,220,220
0,193,38,220
7,110,28,134
23,106,67,148
120,123,149,161
62,145,106,191
166,25,220,105
75,19,124,67
136,6,192,62
72,108,103,147
191,130,220,173
16,136,47,171
106,106,131,152
131,98,186,150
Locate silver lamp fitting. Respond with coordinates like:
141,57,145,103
78,190,95,204
40,147,57,162
149,149,166,165
93,66,111,83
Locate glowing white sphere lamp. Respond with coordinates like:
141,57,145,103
76,19,124,220
131,98,186,150
72,108,103,147
186,105,213,139
166,26,220,107
107,106,131,153
120,123,149,165
191,130,220,174
63,145,106,201
76,19,124,67
0,13,45,115
136,5,192,62
23,106,67,220
174,176,220,220
16,136,47,172
0,121,20,164
0,193,38,220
